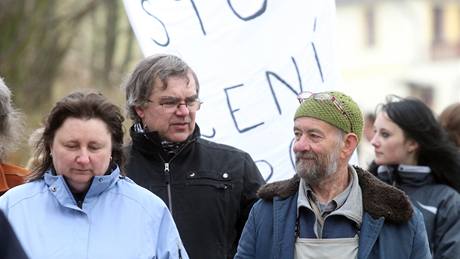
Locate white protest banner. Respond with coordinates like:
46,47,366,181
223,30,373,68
123,0,341,182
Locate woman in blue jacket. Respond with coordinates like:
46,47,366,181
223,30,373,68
0,91,188,259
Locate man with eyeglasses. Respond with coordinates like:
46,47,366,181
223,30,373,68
234,91,430,259
122,54,264,259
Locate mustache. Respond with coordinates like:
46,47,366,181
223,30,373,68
295,151,317,161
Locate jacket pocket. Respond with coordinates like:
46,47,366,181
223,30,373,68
182,170,233,258
185,170,233,190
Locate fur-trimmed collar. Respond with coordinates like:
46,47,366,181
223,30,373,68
257,166,413,223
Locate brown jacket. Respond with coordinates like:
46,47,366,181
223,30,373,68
0,163,28,195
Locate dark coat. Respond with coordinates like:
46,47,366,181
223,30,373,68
125,125,265,259
0,210,28,259
370,163,460,259
234,167,431,259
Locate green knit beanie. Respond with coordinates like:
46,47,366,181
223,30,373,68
294,91,364,141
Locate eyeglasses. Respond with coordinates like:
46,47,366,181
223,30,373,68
297,91,353,132
147,97,202,113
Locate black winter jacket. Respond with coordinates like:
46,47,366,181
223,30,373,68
370,164,460,259
125,125,265,259
0,211,28,259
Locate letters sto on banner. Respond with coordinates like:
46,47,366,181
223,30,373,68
123,0,341,182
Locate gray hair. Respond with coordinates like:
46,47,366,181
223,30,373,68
122,54,199,122
0,77,24,162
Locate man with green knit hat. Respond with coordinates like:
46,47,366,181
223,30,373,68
235,91,430,259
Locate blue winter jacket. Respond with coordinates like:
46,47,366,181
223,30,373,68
0,166,188,259
235,167,431,259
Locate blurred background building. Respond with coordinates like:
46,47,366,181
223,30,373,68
336,0,460,114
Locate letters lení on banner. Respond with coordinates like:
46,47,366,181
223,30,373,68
123,0,341,182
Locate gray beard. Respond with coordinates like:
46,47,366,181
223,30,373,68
295,148,340,185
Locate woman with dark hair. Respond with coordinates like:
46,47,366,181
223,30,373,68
370,96,460,259
0,91,188,259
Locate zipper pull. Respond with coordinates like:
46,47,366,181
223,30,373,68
164,163,170,184
164,162,170,173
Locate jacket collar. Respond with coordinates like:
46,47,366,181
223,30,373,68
258,166,413,223
44,166,121,210
376,164,434,187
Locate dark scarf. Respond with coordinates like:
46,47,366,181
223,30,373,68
134,122,189,160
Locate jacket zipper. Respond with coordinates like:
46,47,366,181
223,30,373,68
158,138,195,216
164,162,173,214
